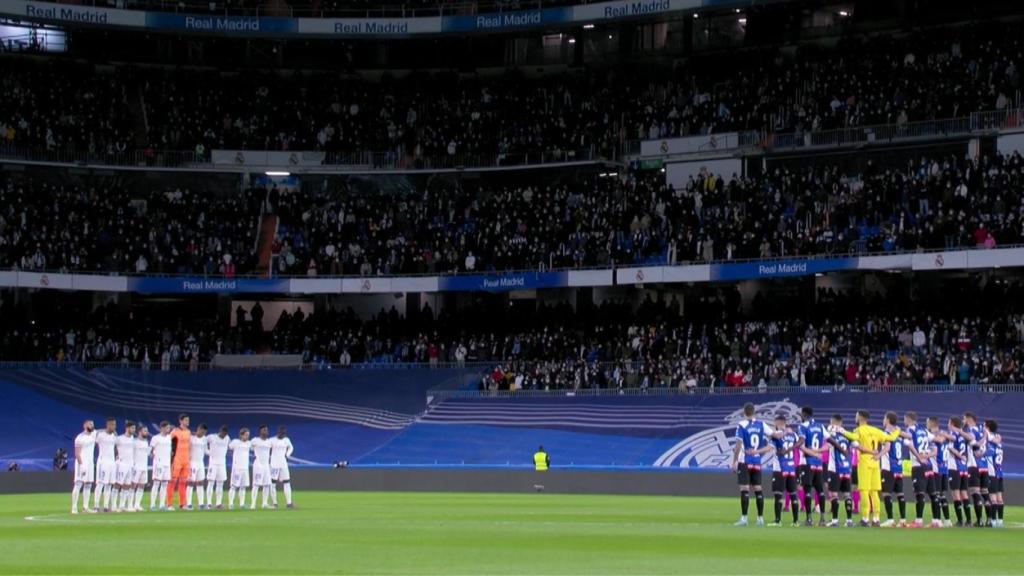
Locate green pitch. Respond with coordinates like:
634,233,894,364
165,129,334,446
1,491,1020,574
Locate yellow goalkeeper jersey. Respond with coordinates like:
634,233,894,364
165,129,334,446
840,425,901,468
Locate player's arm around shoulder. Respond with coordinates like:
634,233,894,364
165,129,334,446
881,426,901,442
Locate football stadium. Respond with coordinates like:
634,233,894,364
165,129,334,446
1,0,1024,573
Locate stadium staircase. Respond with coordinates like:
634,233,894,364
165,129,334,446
254,214,279,277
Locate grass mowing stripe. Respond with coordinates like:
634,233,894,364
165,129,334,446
1,492,1020,575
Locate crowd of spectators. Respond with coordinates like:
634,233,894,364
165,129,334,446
0,61,133,154
268,149,1024,276
137,22,1023,157
3,148,1024,274
3,22,1020,161
0,175,261,274
4,278,1024,387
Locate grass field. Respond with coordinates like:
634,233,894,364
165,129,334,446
1,491,1020,574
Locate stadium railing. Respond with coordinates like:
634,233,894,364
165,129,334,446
4,243,1023,289
3,362,1019,396
0,360,497,371
321,148,597,170
0,143,601,172
623,107,1024,159
426,383,1024,403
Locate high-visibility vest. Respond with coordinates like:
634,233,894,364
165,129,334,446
534,451,549,471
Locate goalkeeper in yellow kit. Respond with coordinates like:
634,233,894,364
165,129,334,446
838,410,901,526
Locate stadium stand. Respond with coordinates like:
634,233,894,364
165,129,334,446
2,0,1024,487
3,150,1023,275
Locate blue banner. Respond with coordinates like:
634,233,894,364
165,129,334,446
437,271,569,292
402,392,1024,473
710,257,857,282
441,6,572,32
127,277,291,294
144,12,298,34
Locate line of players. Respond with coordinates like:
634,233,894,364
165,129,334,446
731,405,1006,528
70,416,295,514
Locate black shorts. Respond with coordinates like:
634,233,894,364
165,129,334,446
949,472,967,491
990,477,1004,494
738,463,763,487
851,467,859,486
737,463,750,485
968,466,980,488
801,466,824,491
911,467,933,494
882,470,905,494
979,471,991,491
828,472,852,494
773,472,797,493
934,473,949,492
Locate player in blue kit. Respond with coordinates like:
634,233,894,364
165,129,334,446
946,416,972,526
731,403,774,526
925,417,952,526
798,406,829,526
903,412,939,527
826,414,855,527
880,411,908,527
959,411,991,526
985,420,1005,527
768,414,801,527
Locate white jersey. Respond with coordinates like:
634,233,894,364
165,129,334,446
270,437,294,468
116,434,136,467
96,431,118,463
74,430,97,464
251,437,272,468
207,434,231,468
230,439,251,470
151,434,172,467
133,437,150,467
190,436,207,467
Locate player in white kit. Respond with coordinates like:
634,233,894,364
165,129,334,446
132,426,151,512
228,428,251,510
71,419,97,514
250,425,273,510
206,426,231,509
186,423,208,510
149,421,173,511
114,421,137,512
270,426,295,508
94,418,118,512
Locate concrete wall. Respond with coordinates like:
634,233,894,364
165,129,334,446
4,469,1022,505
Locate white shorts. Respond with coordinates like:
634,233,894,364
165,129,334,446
74,462,95,484
132,465,148,485
96,461,117,485
116,462,134,485
153,464,171,482
252,465,271,487
270,465,291,482
230,468,250,488
207,465,227,483
189,465,206,483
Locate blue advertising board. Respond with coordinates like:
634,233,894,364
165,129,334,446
437,271,569,292
145,12,298,34
127,277,291,294
441,6,572,32
710,257,858,282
